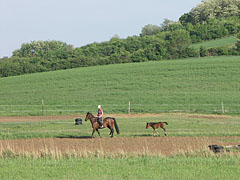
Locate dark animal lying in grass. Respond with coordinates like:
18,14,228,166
146,122,168,136
208,145,224,153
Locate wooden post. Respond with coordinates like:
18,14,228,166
42,98,44,115
221,102,225,114
128,101,131,113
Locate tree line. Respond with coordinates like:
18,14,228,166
0,0,240,77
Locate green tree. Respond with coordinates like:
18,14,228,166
179,13,195,25
236,34,240,51
131,49,148,62
140,24,161,37
186,0,240,24
12,41,74,59
160,19,183,32
166,29,192,58
200,46,208,57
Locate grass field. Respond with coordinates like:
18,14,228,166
1,55,240,179
0,113,240,179
0,113,240,139
191,36,237,49
1,156,240,180
1,56,240,115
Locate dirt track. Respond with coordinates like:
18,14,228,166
0,113,231,122
0,113,166,122
0,114,239,156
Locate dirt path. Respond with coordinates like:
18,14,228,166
0,113,231,122
0,113,166,122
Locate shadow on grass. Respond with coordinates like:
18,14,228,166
133,134,154,137
133,134,169,137
57,135,92,139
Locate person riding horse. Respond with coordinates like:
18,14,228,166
97,105,103,128
85,112,120,138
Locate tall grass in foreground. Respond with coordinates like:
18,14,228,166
0,154,240,180
0,142,240,159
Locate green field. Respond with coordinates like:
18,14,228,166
0,113,240,139
1,55,240,179
191,36,237,49
1,156,240,180
1,113,240,180
1,56,240,115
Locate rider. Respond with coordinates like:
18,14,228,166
97,105,104,128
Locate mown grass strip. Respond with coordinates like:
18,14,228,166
0,113,240,139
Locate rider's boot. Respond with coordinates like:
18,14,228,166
98,122,103,129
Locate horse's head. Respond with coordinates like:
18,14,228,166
146,122,150,129
85,112,93,121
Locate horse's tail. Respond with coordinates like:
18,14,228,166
113,118,120,134
163,122,168,125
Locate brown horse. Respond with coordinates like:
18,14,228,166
85,112,120,138
146,122,168,136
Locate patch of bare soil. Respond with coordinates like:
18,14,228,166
1,136,240,157
188,114,231,120
0,115,81,122
0,113,165,123
0,113,230,123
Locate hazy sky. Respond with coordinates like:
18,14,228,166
0,0,202,58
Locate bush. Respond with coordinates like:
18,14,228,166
200,46,207,57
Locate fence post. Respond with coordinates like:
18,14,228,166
128,101,131,113
42,98,44,115
222,102,225,114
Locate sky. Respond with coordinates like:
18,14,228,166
0,0,202,58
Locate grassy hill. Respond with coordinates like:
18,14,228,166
191,36,237,49
1,56,240,115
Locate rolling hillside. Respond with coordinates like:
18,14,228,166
1,56,240,115
191,36,238,49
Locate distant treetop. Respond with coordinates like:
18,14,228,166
180,0,240,24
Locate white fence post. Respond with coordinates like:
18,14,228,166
222,102,225,114
128,101,131,113
42,98,44,115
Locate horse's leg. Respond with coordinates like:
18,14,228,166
107,125,114,138
91,129,95,138
163,128,168,136
96,129,102,138
153,129,156,136
107,125,111,135
110,128,114,138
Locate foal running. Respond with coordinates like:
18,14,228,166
146,122,168,136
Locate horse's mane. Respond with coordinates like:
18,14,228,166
87,112,94,116
86,112,96,119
